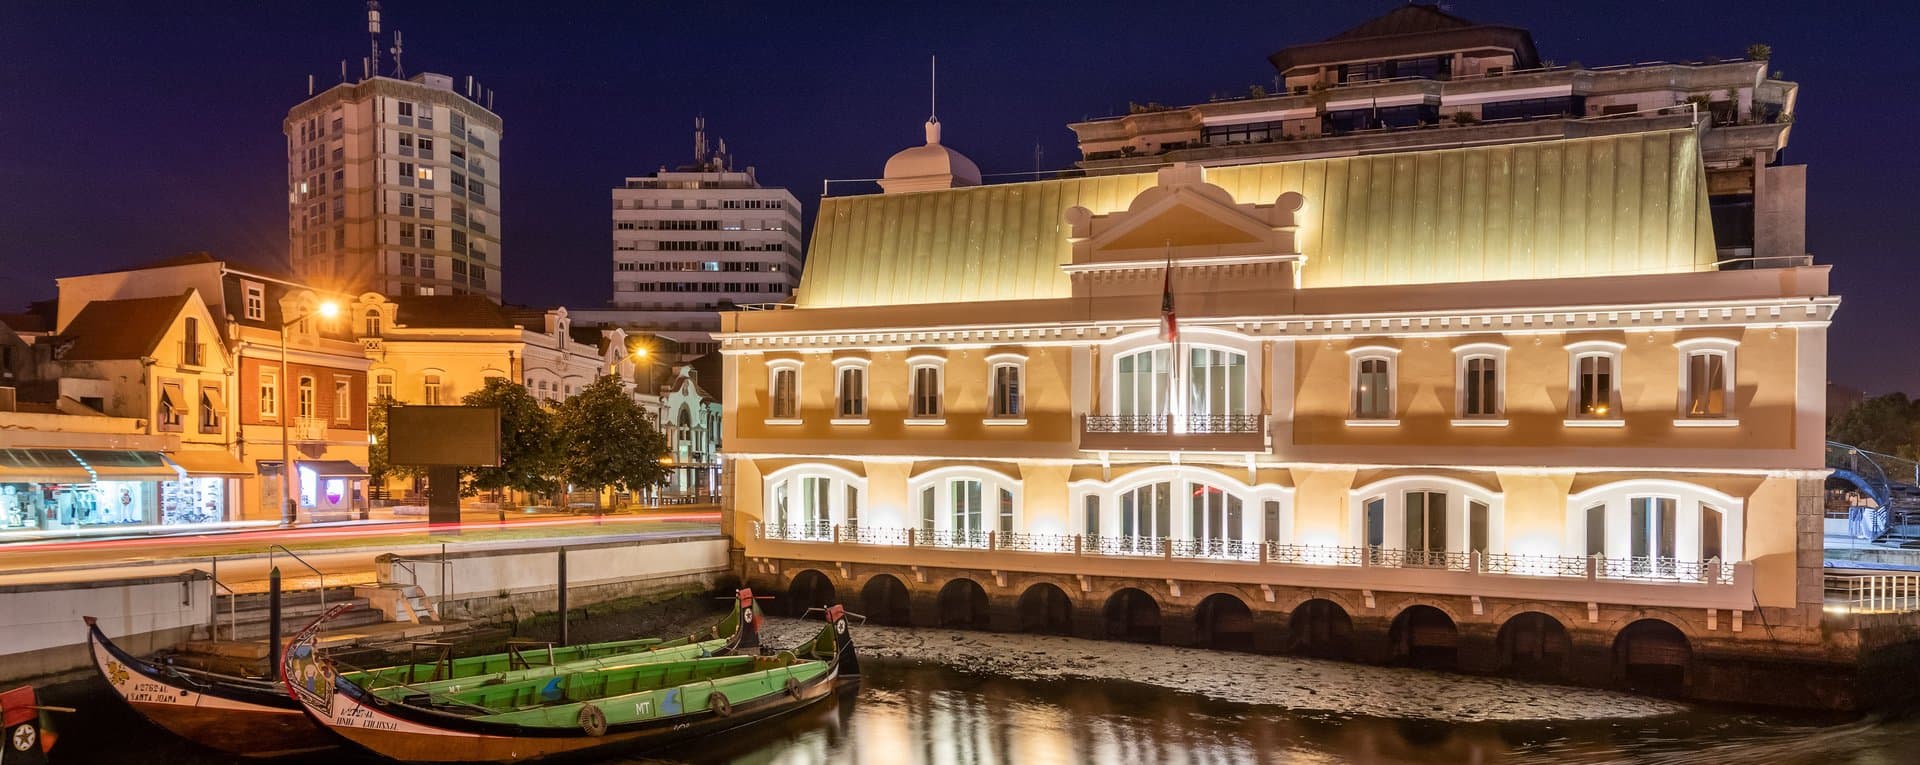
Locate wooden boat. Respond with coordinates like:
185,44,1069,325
1,684,59,765
85,588,764,758
285,603,861,763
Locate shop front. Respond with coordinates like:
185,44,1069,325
161,449,253,526
0,448,219,532
259,459,370,522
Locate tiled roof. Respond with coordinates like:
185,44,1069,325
55,293,191,360
390,295,520,329
797,129,1714,309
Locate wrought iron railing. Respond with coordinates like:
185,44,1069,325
1185,414,1264,434
1083,414,1169,434
751,524,1740,586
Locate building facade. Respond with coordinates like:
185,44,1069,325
52,255,373,523
1067,4,1800,267
286,72,503,301
604,123,804,356
721,73,1842,702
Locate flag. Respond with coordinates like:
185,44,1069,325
1158,249,1178,343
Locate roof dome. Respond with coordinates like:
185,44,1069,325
879,118,981,194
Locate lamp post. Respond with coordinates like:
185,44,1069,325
279,300,340,527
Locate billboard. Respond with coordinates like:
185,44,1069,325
387,406,502,467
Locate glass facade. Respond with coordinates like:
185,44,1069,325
1,477,229,530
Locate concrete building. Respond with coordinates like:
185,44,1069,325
50,255,373,523
602,121,804,357
286,72,503,301
717,26,1852,702
1067,4,1801,267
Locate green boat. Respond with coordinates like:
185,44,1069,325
287,604,860,763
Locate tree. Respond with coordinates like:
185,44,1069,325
460,378,562,498
556,375,670,506
1829,393,1920,458
367,395,424,486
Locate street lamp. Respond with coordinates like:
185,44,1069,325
278,299,340,527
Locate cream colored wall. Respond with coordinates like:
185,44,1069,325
368,340,521,405
1744,475,1801,608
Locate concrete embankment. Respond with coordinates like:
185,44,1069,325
0,534,731,684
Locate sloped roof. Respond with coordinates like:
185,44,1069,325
56,293,191,360
390,295,519,329
1328,4,1475,41
797,128,1715,309
689,352,724,404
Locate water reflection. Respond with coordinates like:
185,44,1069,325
39,659,1917,764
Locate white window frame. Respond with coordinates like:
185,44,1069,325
1100,327,1261,425
986,352,1027,425
1452,342,1509,426
1346,475,1504,556
258,368,279,420
831,358,870,425
242,281,266,321
907,466,1020,542
1565,339,1626,426
1566,479,1744,565
765,359,801,425
1674,337,1738,426
1070,466,1292,549
906,355,946,425
1346,345,1400,426
374,371,394,400
760,465,866,540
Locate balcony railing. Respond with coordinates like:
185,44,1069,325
1080,413,1266,452
750,522,1742,587
293,417,329,441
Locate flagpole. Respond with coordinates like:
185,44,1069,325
1160,240,1178,433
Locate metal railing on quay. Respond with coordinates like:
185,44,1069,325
268,544,326,609
1827,573,1920,614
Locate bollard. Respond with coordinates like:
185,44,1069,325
267,567,283,679
557,548,569,646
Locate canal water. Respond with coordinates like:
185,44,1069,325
35,657,1919,764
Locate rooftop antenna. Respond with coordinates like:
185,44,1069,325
340,59,348,82
930,54,938,122
1034,142,1044,174
366,1,382,78
694,116,707,165
308,74,315,96
390,30,406,80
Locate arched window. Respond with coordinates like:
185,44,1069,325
1676,338,1737,421
908,468,1017,548
762,465,866,541
297,376,317,418
1454,342,1507,422
1115,348,1172,417
988,354,1024,420
1120,482,1172,548
1347,346,1399,423
1567,480,1744,577
1189,483,1245,554
908,356,945,420
832,359,867,420
766,360,799,421
1350,476,1503,568
363,308,383,337
1566,340,1625,421
1075,468,1289,558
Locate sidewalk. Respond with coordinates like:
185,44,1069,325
0,501,716,545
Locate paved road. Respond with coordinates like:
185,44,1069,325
0,511,721,589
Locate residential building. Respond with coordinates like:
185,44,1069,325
52,254,373,523
658,353,723,501
286,71,503,301
0,396,180,534
351,295,609,413
1067,4,1801,266
719,30,1841,703
601,120,804,356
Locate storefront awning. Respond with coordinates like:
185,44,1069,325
299,460,368,478
164,449,252,477
70,450,182,481
0,449,92,482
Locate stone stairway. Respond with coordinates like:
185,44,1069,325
170,584,458,676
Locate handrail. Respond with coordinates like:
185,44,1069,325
208,556,236,642
268,544,327,610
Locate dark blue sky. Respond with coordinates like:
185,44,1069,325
1,1,1912,394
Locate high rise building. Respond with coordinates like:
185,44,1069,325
285,42,503,301
596,121,803,356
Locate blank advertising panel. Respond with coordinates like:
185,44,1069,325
388,405,502,466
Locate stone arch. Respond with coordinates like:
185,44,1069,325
937,578,991,629
1193,592,1255,652
1016,582,1075,636
784,569,836,617
1612,618,1691,696
1287,598,1353,659
1388,604,1460,670
1495,611,1572,681
1103,587,1162,643
859,574,912,626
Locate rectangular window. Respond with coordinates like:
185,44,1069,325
998,488,1015,536
1084,495,1100,537
182,317,202,366
297,376,316,419
911,366,941,418
199,383,225,433
1463,356,1498,417
333,376,351,424
991,364,1022,417
1577,355,1614,417
375,373,394,400
920,486,936,535
258,369,279,419
157,380,185,431
1403,491,1446,559
1354,358,1393,419
1263,500,1281,544
1686,352,1728,417
770,368,797,419
1585,505,1607,557
846,485,860,528
243,282,265,321
423,374,443,405
837,366,865,417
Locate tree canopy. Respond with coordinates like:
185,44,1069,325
556,375,670,502
367,395,423,484
1830,393,1920,458
459,377,562,497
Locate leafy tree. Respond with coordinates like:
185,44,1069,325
556,375,669,506
459,378,562,498
367,395,424,485
1829,393,1920,458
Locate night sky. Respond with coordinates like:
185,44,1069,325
1,1,1912,394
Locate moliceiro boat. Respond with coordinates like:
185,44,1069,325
286,604,861,763
85,589,763,758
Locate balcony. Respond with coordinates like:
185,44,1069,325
293,417,328,441
1079,413,1265,452
750,523,1754,611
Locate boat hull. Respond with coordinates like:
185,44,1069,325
86,622,333,758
